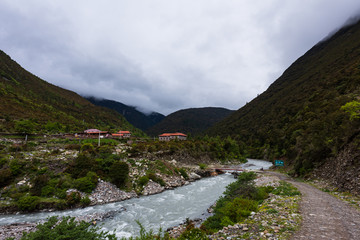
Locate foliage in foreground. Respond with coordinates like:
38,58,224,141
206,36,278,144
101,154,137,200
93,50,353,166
12,216,116,240
201,172,273,233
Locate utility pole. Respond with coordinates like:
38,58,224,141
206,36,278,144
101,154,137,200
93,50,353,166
98,131,101,147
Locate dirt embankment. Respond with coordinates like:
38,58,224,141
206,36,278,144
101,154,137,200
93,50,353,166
312,142,360,196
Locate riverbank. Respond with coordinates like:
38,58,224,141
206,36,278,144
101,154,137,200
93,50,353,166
0,172,235,240
2,170,302,240
167,171,302,239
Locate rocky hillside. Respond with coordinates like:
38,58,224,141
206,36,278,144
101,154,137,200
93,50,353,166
146,107,234,137
85,96,165,131
0,50,142,135
209,19,360,194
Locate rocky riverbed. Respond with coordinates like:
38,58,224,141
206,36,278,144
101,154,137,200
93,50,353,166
0,169,204,240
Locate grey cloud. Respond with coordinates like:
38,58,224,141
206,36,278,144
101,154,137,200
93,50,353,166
1,0,360,115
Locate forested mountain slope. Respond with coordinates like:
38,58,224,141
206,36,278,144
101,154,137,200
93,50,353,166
147,107,234,136
0,50,142,135
86,97,165,131
209,19,360,192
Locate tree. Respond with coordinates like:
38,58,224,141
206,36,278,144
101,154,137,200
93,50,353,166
109,161,129,188
15,119,36,134
341,100,360,120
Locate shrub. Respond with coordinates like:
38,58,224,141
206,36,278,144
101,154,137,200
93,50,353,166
147,172,166,187
41,186,55,197
201,172,269,233
19,216,116,240
45,121,63,133
272,181,301,196
80,143,96,154
55,189,67,199
178,227,209,240
17,195,40,212
57,174,75,190
65,144,81,151
97,145,114,157
31,175,50,196
178,168,189,180
74,172,98,193
0,157,8,168
9,159,22,176
109,161,129,188
0,168,12,187
15,119,36,134
80,196,91,207
55,200,67,210
220,197,258,223
66,191,81,206
198,163,207,170
68,154,97,178
138,176,149,186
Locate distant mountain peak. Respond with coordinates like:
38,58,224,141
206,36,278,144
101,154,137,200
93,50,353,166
146,107,235,136
85,97,165,131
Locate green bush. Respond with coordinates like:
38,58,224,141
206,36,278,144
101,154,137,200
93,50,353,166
198,163,207,170
80,196,91,207
66,191,81,206
44,121,63,133
272,181,301,196
138,176,149,186
109,161,129,188
17,195,40,212
97,145,114,157
68,154,97,178
0,168,12,187
31,175,50,196
18,216,116,240
41,186,55,197
15,119,36,134
0,157,8,168
74,171,98,193
9,159,22,176
147,172,166,187
178,227,209,240
178,168,189,180
80,143,96,154
220,197,258,224
201,172,269,233
55,189,67,199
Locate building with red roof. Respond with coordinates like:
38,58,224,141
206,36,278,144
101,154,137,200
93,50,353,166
84,129,109,135
112,130,131,138
159,132,187,141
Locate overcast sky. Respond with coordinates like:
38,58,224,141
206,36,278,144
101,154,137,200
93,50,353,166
1,1,360,115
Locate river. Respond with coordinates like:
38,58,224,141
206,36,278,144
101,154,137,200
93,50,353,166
0,159,272,238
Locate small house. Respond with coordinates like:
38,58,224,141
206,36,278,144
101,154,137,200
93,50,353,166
112,130,131,138
84,129,109,136
159,132,187,141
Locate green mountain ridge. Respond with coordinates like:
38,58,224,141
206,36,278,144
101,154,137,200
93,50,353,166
208,19,360,193
0,50,143,135
146,107,235,137
85,96,165,132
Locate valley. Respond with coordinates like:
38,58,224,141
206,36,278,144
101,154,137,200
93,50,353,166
1,8,360,240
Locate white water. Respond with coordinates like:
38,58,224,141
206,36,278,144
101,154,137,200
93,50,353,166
241,159,273,170
0,159,272,238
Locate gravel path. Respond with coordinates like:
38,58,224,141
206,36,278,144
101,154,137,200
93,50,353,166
269,172,360,240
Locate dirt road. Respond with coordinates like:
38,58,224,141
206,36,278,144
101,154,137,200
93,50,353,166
269,172,360,240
